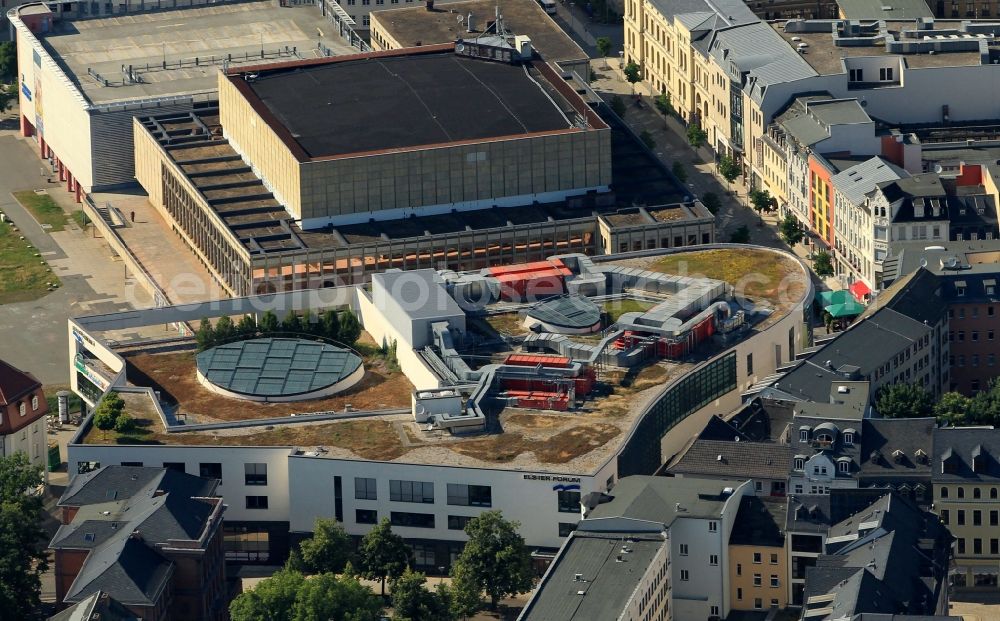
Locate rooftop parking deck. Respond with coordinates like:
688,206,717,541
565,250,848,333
34,0,355,105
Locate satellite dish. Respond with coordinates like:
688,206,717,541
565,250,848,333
456,43,465,52
457,14,464,22
933,163,943,173
920,258,928,268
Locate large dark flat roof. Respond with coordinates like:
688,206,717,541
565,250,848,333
244,51,574,158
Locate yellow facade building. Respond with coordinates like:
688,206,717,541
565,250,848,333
728,496,790,612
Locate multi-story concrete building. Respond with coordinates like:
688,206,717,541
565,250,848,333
882,240,1000,394
728,495,789,612
51,466,227,620
131,43,719,295
0,358,49,471
932,427,1000,591
10,0,355,196
64,247,812,570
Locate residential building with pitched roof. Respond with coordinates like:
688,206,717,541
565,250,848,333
50,466,227,621
0,358,49,472
931,427,1000,591
728,496,789,612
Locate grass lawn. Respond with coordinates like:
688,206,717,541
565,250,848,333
603,298,656,324
71,210,90,229
0,221,58,304
649,248,806,309
13,190,68,231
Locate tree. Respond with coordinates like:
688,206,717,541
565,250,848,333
358,517,412,597
623,61,642,95
114,412,135,434
300,309,319,337
749,188,774,222
338,309,362,346
671,161,687,184
259,310,279,335
686,122,707,148
298,517,352,575
729,225,751,244
812,250,834,277
291,573,383,621
717,155,740,189
195,318,215,351
701,192,721,215
935,391,973,426
779,213,805,246
391,568,455,621
654,93,673,125
214,315,236,344
230,568,305,621
93,391,124,433
0,41,15,84
451,511,533,610
0,453,49,621
639,130,655,150
0,85,15,115
281,311,303,335
595,37,613,68
609,95,627,118
236,314,258,338
968,379,1000,425
450,562,482,618
876,382,935,419
321,309,340,343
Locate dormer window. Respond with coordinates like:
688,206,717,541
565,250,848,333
794,456,805,471
942,448,959,474
815,433,834,447
893,449,905,464
31,396,38,410
843,429,856,446
18,402,25,417
972,445,988,474
915,449,928,464
799,427,810,443
837,458,851,474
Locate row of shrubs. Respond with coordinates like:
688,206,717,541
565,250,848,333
195,309,362,352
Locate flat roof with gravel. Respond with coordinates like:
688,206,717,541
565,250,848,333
35,1,354,104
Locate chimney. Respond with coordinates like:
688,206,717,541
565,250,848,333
467,12,475,32
425,0,434,10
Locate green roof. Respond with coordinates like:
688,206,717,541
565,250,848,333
196,338,362,397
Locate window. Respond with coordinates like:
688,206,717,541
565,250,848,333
680,570,690,581
753,552,762,563
356,509,377,524
244,463,267,486
993,539,999,556
991,510,999,526
754,573,762,586
710,605,720,616
959,487,966,499
559,522,577,537
959,510,966,525
390,480,434,503
18,402,25,416
199,463,222,479
771,599,779,607
975,538,983,555
844,432,854,446
448,515,471,531
390,511,435,528
737,588,743,600
941,509,950,525
838,461,850,474
558,490,581,513
163,462,186,473
994,489,999,500
710,554,719,565
747,353,754,376
849,68,863,81
447,484,492,507
709,521,718,532
974,510,983,526
31,396,38,410
410,544,435,567
941,486,949,499
799,430,809,443
737,563,742,575
975,488,982,499
770,575,779,588
879,67,894,81
355,477,377,500
770,553,779,564
958,538,966,554
794,458,805,470
754,597,763,609
680,544,689,556
246,495,269,510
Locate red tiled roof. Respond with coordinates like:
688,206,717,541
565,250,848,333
0,359,41,405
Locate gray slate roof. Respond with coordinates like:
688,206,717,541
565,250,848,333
859,418,934,480
836,0,933,19
519,531,667,621
48,592,140,621
668,439,794,480
730,495,786,546
832,157,907,206
59,465,218,507
587,475,747,525
932,427,1000,483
